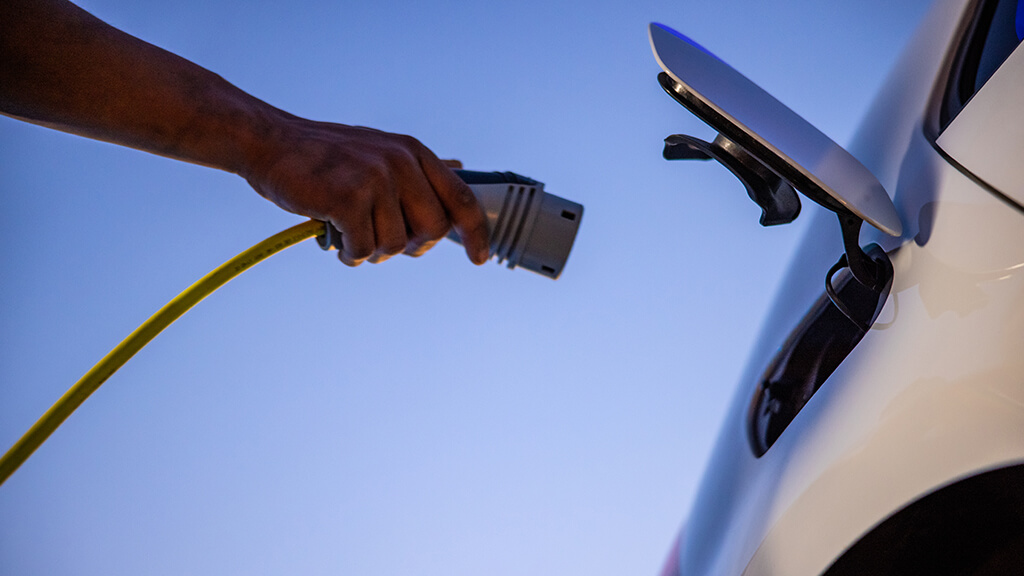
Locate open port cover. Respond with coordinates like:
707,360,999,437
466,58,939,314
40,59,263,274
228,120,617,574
649,22,902,237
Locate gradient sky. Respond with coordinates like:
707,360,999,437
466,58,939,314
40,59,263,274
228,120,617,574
1,1,932,574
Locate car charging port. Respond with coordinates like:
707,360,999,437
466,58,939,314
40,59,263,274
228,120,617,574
747,240,893,457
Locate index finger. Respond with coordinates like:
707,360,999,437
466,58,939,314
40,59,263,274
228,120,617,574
420,156,490,265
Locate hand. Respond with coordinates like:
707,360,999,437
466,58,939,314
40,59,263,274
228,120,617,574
241,116,490,267
0,1,491,268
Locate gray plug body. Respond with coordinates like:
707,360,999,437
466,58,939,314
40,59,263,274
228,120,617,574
451,170,583,279
318,170,583,279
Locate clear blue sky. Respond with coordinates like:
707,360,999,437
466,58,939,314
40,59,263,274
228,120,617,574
1,1,931,574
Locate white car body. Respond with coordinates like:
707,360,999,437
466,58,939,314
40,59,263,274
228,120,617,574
659,0,1024,574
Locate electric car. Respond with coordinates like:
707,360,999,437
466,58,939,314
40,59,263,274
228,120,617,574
653,0,1023,574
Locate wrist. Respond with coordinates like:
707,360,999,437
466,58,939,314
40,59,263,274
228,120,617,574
218,88,292,179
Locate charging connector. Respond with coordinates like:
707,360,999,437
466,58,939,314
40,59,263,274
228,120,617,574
318,170,584,279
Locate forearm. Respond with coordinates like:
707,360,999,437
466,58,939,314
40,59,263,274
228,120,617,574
0,0,275,174
1,0,490,267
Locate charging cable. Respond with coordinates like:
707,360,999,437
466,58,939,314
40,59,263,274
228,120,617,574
0,219,325,486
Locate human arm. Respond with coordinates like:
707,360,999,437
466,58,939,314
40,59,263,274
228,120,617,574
0,0,490,266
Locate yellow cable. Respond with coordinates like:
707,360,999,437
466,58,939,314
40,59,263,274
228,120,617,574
0,219,326,486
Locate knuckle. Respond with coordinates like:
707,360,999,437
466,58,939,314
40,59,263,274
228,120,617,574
347,244,373,260
396,133,423,151
336,251,360,267
416,215,451,242
381,238,407,256
468,220,490,240
406,239,439,258
358,163,390,191
453,183,477,207
336,232,374,262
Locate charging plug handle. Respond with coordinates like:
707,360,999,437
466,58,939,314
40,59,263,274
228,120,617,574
317,170,584,280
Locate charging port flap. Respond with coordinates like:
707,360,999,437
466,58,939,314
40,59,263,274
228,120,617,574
649,22,902,237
